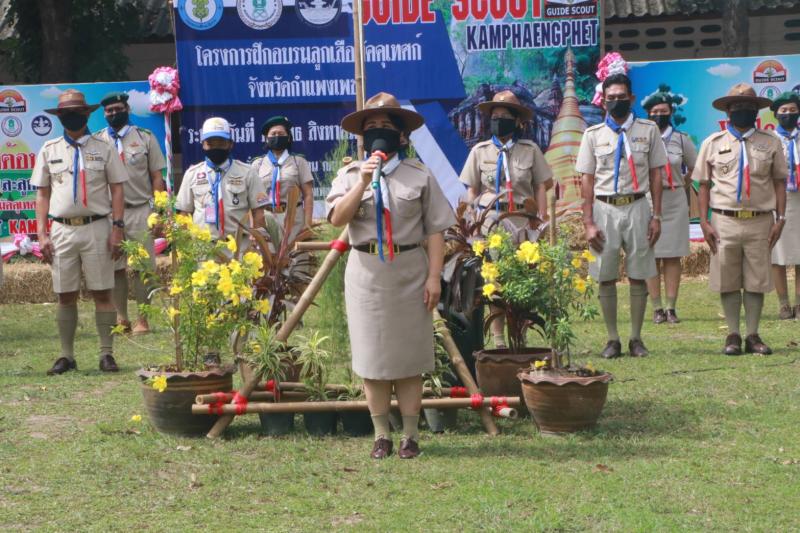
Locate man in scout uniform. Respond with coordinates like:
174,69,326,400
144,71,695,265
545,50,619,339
697,83,787,355
95,92,166,335
31,89,128,375
576,72,667,359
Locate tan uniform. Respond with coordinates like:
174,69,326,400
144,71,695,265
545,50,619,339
250,151,313,240
30,135,128,293
95,126,166,269
326,157,455,380
654,130,697,258
695,129,787,292
770,130,800,266
575,118,668,281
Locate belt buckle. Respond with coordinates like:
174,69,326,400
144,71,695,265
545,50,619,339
738,211,754,219
68,216,85,226
368,242,379,255
616,196,632,206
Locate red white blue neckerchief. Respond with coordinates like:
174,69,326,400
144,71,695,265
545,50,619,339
491,135,515,212
660,126,675,190
107,125,130,162
372,155,401,263
206,158,232,234
777,125,799,192
726,125,755,202
63,133,91,207
605,113,639,193
266,150,289,210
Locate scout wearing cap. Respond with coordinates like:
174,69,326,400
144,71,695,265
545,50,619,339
94,91,167,335
640,85,698,325
696,83,787,356
575,55,668,359
31,89,129,375
326,92,455,459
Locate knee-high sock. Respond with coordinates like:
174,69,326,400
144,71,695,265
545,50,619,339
598,283,619,341
371,414,391,441
96,310,117,356
112,270,128,321
401,415,420,441
743,291,764,336
720,290,742,335
629,283,648,340
56,304,78,360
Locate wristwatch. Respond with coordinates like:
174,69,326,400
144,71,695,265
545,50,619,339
112,219,125,229
776,214,787,222
652,214,663,222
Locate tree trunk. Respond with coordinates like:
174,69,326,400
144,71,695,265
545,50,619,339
722,0,749,57
36,0,73,82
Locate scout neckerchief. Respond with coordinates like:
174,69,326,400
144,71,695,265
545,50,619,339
660,126,675,190
266,150,290,210
776,125,800,192
491,135,515,212
605,113,639,194
726,124,756,202
373,154,402,263
107,125,130,163
205,157,232,235
63,133,91,207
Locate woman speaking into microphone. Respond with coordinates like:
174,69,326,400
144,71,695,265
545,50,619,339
326,93,455,459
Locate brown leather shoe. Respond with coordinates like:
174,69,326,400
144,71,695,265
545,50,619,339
601,340,622,359
99,354,119,372
370,437,393,459
398,438,421,459
132,317,150,336
778,304,795,320
628,339,650,357
744,334,772,355
47,357,77,376
116,319,132,334
653,308,667,324
723,333,742,356
666,309,680,324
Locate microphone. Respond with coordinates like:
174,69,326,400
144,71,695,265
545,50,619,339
370,138,389,190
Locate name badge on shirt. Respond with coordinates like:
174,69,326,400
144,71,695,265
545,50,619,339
204,200,217,225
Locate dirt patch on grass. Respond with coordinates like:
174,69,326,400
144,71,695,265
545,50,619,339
25,414,81,440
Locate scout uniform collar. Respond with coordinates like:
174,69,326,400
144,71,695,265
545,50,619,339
266,150,290,210
604,113,639,193
776,125,800,192
491,135,517,211
107,125,131,162
63,132,92,207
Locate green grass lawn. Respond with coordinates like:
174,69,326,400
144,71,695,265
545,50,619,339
1,280,799,531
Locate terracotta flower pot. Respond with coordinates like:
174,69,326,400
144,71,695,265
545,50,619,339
137,366,235,437
518,370,613,434
475,347,550,399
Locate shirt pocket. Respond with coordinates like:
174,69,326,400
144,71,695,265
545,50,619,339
355,190,374,220
593,144,616,173
49,161,72,189
480,161,499,189
84,157,107,184
193,183,211,204
630,142,650,167
225,182,247,208
393,185,422,220
711,152,739,180
124,148,148,174
280,165,300,187
750,149,772,176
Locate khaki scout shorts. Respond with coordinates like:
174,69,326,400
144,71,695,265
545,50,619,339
51,218,114,293
114,203,155,271
589,198,656,282
710,212,773,293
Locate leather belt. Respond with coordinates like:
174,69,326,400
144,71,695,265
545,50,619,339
52,214,108,226
265,201,303,214
596,193,646,206
125,202,150,209
352,242,420,256
711,208,771,219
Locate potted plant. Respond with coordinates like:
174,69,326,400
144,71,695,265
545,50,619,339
422,318,459,433
244,323,296,436
296,331,337,436
337,370,373,437
123,190,273,437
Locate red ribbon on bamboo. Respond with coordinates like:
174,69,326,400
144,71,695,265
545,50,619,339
470,394,484,410
330,240,350,253
232,391,248,415
449,386,468,398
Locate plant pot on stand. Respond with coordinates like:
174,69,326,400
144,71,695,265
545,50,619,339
475,347,550,401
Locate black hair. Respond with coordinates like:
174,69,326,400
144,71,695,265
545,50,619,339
602,73,632,97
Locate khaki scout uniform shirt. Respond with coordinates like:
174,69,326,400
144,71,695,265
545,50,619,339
459,139,553,207
175,159,269,240
94,126,166,206
30,136,128,217
250,152,314,204
575,118,668,195
663,130,698,188
695,129,787,211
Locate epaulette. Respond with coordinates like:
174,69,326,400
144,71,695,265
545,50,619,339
401,158,428,173
635,117,657,127
585,122,605,133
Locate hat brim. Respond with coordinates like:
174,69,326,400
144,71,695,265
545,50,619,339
201,132,232,141
261,117,292,134
44,103,100,115
477,100,533,122
712,95,772,112
771,96,800,113
341,107,425,135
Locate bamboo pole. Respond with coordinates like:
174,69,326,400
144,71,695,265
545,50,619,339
196,390,309,405
352,0,365,155
433,310,499,436
205,229,350,438
294,241,334,252
549,189,557,245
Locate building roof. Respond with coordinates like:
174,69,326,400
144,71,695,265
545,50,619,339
605,0,800,19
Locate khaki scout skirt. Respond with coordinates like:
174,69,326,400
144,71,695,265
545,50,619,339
771,192,800,266
654,188,690,259
344,246,434,380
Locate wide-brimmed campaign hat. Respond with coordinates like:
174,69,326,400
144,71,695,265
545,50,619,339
44,89,100,115
340,92,425,135
770,91,800,113
477,90,533,121
712,83,772,112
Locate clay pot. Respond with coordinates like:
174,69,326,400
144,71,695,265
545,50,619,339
474,347,550,399
518,370,613,434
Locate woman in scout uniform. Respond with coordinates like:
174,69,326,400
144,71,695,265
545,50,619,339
769,92,800,319
641,86,697,324
458,90,554,348
327,92,455,460
697,83,787,356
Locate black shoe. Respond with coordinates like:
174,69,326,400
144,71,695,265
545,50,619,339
665,309,680,324
601,340,622,359
653,308,667,324
744,334,772,355
628,338,650,357
47,357,77,376
99,354,119,372
723,333,742,356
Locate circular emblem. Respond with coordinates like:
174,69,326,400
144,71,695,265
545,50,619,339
296,0,341,27
1,116,22,137
759,85,781,99
178,0,224,31
237,0,282,30
232,194,240,206
31,115,52,136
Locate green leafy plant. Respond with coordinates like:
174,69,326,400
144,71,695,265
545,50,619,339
296,331,332,402
337,368,365,401
245,323,289,386
422,318,458,396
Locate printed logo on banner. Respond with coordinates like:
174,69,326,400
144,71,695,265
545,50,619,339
177,0,224,31
31,115,53,136
753,59,787,83
237,0,282,30
1,116,22,137
759,85,782,99
0,89,27,113
544,0,598,19
296,0,340,27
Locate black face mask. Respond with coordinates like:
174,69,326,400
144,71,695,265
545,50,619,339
729,109,758,129
59,112,88,132
363,127,401,154
490,117,517,138
203,148,230,166
777,113,799,131
106,111,128,130
605,99,631,120
266,135,290,151
649,114,671,130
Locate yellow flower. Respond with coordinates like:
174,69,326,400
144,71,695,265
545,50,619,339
482,283,498,297
225,235,237,253
169,283,183,295
534,360,547,369
147,212,159,229
585,361,596,373
191,270,209,287
581,249,597,263
243,251,263,271
538,260,551,273
153,190,169,210
573,276,587,294
217,275,235,299
472,240,486,256
253,299,270,314
189,224,212,242
571,257,582,269
480,262,499,282
127,255,138,267
130,414,142,422
206,314,218,328
201,260,220,275
562,268,571,278
175,213,193,227
516,241,540,264
238,284,252,301
488,234,503,249
151,375,168,393
229,260,242,275
167,306,180,320
249,342,262,353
